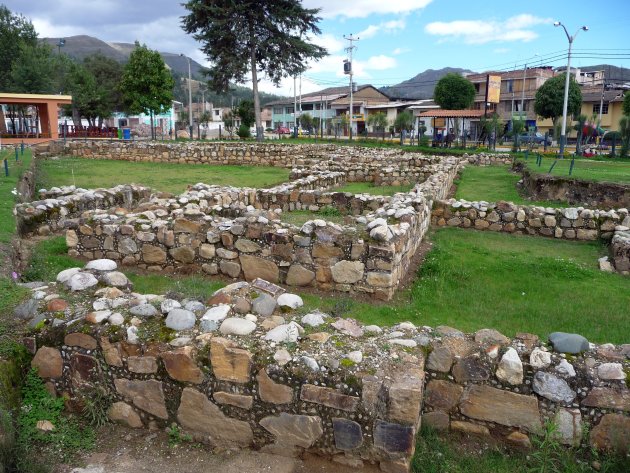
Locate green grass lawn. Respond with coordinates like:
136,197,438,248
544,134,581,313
455,165,567,207
35,157,290,194
303,228,630,344
0,148,32,243
520,156,630,184
335,181,413,196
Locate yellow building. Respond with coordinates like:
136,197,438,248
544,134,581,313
536,87,627,137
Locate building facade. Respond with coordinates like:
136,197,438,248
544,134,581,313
466,67,556,131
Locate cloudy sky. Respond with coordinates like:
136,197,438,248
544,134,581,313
6,0,630,96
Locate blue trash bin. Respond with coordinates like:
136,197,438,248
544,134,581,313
122,128,131,140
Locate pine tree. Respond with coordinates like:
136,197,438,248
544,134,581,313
182,0,327,141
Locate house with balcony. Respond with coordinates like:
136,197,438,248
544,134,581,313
268,85,390,135
466,67,556,131
268,86,348,131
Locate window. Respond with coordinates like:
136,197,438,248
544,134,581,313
285,106,294,114
302,104,313,111
593,103,609,115
506,80,513,93
474,83,480,93
273,107,283,115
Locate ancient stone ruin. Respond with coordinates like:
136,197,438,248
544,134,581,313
16,142,629,305
12,141,630,471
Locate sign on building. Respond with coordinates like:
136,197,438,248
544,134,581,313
486,75,501,104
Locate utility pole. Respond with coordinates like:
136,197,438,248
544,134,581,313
596,70,606,147
520,54,538,125
293,76,298,137
343,34,359,141
180,53,193,140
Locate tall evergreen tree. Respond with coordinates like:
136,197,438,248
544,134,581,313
182,0,327,141
120,43,174,140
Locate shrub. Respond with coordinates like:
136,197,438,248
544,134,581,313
237,123,251,139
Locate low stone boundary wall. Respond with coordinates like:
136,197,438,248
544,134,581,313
14,184,152,237
432,199,627,241
20,267,629,472
611,229,630,273
65,197,429,300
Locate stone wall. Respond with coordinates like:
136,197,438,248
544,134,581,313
14,184,152,237
421,326,630,453
65,200,428,301
21,265,630,472
26,272,427,472
610,229,630,273
432,199,627,242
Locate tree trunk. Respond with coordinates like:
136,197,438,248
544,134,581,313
249,25,263,142
72,106,81,128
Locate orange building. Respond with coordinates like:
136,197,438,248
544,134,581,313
0,93,72,144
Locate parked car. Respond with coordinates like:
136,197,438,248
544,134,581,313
518,132,552,146
275,126,290,134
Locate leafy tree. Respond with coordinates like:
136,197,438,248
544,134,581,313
300,112,314,133
433,73,475,110
0,5,37,91
120,42,174,140
394,110,414,133
65,62,101,127
182,0,327,141
623,91,630,117
83,53,124,126
534,73,582,125
237,100,255,128
9,43,54,94
509,117,526,152
367,112,388,141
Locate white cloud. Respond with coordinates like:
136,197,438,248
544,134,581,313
302,0,433,19
424,14,552,44
358,19,406,39
365,55,397,70
311,33,345,54
392,47,410,55
493,47,510,54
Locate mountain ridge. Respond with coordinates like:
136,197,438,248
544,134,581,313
42,35,206,78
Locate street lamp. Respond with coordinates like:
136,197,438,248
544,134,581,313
554,21,588,156
57,38,66,55
180,53,193,139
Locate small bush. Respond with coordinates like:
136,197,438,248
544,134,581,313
237,124,251,139
318,206,342,218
